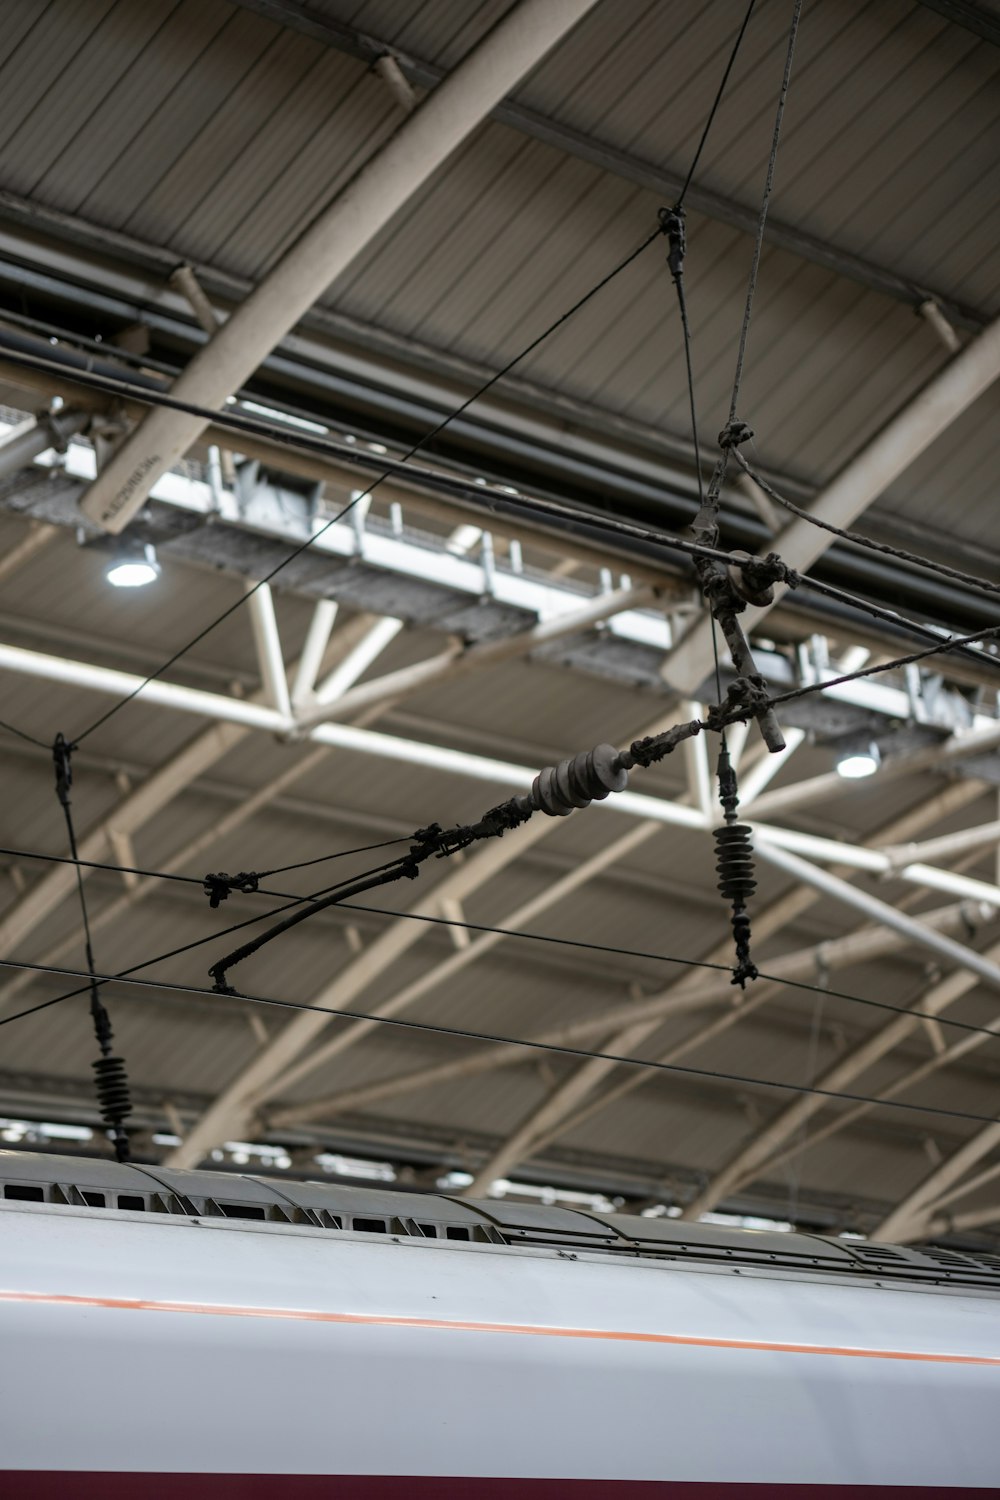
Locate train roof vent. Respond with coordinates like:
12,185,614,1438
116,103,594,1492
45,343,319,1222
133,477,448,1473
0,1149,188,1214
845,1243,911,1266
844,1241,1000,1287
456,1198,628,1251
914,1247,1000,1285
919,1247,984,1270
593,1215,853,1270
253,1180,501,1242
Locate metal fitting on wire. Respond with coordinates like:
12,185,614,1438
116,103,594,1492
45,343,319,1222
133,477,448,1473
658,205,686,284
718,418,754,450
203,870,260,908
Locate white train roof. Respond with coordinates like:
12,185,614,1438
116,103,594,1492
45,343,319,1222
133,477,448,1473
4,1148,1000,1296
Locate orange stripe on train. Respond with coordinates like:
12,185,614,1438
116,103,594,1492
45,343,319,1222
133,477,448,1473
2,1289,999,1366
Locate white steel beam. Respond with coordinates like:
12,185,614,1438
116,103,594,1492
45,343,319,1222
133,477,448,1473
883,821,1000,872
748,720,1000,822
6,642,1000,910
927,1159,1000,1218
0,717,249,960
235,705,691,1109
876,1119,1000,1243
291,599,339,707
925,1204,1000,1236
0,521,58,584
313,616,404,704
0,638,708,822
294,584,652,731
169,705,687,1155
244,582,292,720
464,1016,658,1197
678,851,1000,1194
681,701,712,819
525,983,788,1159
761,1028,1000,1210
79,0,602,532
733,728,806,806
458,876,995,1194
753,840,1000,995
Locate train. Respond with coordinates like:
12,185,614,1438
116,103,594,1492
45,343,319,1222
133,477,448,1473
1,1147,999,1495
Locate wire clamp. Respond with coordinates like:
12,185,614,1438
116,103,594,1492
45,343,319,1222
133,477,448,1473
729,550,789,608
52,732,75,811
718,418,754,450
658,205,686,283
203,871,260,908
626,719,701,769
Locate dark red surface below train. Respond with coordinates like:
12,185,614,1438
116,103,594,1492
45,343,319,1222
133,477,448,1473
2,1478,987,1497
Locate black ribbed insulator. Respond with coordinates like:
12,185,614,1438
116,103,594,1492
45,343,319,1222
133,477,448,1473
92,1054,132,1129
713,822,757,905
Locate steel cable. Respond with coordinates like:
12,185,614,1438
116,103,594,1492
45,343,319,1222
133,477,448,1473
0,950,997,1131
3,862,1000,1052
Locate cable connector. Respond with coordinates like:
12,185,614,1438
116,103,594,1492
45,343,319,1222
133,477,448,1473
626,720,703,770
52,732,74,811
705,676,773,734
658,205,686,284
718,418,754,450
203,871,260,908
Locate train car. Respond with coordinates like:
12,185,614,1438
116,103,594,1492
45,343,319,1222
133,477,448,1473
1,1148,999,1495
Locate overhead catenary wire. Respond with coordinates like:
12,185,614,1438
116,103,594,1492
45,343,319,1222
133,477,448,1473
253,837,411,879
724,0,802,431
0,950,998,1133
0,861,433,1032
334,900,1000,1048
4,847,1000,1054
0,715,47,751
0,838,411,896
50,734,131,1161
732,447,1000,608
675,0,758,211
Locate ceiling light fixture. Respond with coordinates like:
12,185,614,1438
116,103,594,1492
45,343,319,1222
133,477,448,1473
836,742,880,779
106,542,160,589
